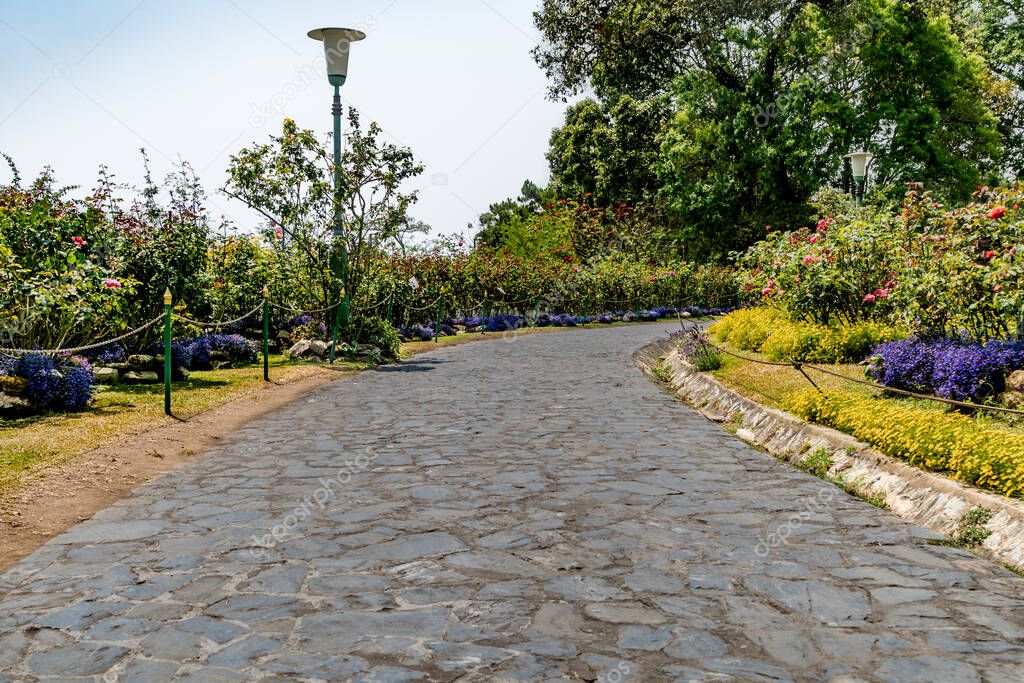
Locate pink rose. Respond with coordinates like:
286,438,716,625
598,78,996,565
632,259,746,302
863,293,876,303
103,278,122,289
71,236,85,247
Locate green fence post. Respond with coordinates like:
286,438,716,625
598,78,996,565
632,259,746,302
163,288,172,417
481,299,488,335
434,298,442,343
262,286,270,382
329,291,341,365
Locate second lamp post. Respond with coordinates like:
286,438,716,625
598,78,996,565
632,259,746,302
308,26,366,363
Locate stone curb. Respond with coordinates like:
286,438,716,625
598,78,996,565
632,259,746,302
634,339,1024,570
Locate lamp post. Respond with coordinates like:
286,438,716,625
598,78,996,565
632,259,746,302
846,151,874,207
308,27,366,363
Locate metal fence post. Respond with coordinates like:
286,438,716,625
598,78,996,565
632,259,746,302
263,286,270,382
163,288,172,416
482,299,489,335
329,289,342,365
434,298,442,343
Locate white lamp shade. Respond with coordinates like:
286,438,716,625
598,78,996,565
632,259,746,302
846,151,874,178
308,27,366,83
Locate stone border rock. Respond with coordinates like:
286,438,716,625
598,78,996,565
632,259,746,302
634,339,1024,570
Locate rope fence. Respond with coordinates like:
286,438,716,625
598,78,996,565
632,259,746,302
172,304,264,329
679,325,1024,417
0,313,168,357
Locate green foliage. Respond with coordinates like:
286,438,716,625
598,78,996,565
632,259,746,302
947,506,995,548
547,95,670,206
365,235,736,328
684,340,723,372
0,164,137,348
290,321,327,344
346,316,401,360
800,448,834,478
530,0,1018,260
476,180,554,249
710,308,904,364
738,186,1024,339
224,115,425,312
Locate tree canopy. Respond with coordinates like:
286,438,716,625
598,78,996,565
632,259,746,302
480,0,1024,261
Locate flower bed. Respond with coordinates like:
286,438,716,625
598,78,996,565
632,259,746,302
0,353,96,413
867,337,1024,403
710,308,904,364
786,389,1024,498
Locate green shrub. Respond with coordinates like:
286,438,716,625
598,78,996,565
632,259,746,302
347,316,401,359
710,307,904,364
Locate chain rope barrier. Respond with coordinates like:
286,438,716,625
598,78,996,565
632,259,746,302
267,300,342,315
0,313,168,357
172,304,264,329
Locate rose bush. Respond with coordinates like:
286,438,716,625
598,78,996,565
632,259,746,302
736,185,1024,340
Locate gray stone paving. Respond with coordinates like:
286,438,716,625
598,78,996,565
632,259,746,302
1,323,1023,682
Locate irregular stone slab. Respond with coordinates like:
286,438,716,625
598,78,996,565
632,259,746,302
348,531,467,562
27,642,127,676
583,602,668,625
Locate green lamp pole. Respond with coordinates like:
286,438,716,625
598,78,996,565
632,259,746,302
846,151,874,207
309,27,366,364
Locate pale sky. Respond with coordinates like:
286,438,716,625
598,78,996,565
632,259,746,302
0,0,569,239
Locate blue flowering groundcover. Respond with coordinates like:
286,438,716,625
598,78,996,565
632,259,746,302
867,337,1024,403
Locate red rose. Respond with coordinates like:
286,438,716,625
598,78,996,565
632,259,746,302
989,206,1007,220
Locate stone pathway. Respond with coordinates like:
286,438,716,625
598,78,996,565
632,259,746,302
1,323,1023,682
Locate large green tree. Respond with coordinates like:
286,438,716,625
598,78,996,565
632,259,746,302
952,0,1024,176
547,95,670,205
532,0,1006,259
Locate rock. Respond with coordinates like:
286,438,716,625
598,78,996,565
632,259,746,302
175,367,190,381
1002,391,1024,410
1006,370,1024,393
127,354,155,371
0,393,30,410
0,376,29,396
308,340,329,358
93,367,119,385
107,362,129,370
209,350,231,362
287,340,313,359
122,371,160,385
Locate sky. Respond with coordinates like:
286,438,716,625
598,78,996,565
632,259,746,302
0,0,570,240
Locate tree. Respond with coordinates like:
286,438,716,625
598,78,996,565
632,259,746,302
224,113,425,313
547,95,670,205
476,180,553,248
532,0,855,101
534,0,1006,259
951,0,1024,177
